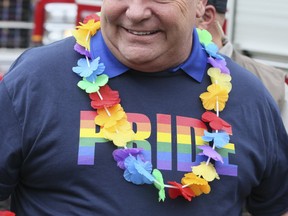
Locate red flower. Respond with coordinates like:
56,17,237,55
83,14,100,24
167,181,195,201
202,111,232,134
0,211,16,216
89,85,120,109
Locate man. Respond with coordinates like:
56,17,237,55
0,0,287,215
196,0,288,131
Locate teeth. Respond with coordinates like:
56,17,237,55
128,30,156,35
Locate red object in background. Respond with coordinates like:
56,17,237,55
76,3,101,25
0,74,3,81
285,75,288,85
32,0,101,44
0,211,16,216
32,0,74,43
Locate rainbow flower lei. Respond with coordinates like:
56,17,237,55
72,15,233,202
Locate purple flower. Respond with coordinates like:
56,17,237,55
112,148,144,169
207,57,230,74
74,43,91,58
198,145,224,163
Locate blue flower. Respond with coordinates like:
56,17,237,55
204,43,224,60
202,130,230,148
123,155,155,185
72,57,105,82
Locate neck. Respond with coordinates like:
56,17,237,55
208,22,223,49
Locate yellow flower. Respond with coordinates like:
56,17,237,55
181,173,211,196
192,161,220,182
95,104,127,129
77,20,100,34
200,84,229,111
103,118,132,134
95,105,135,147
208,67,232,92
72,20,101,50
102,119,135,147
103,128,135,147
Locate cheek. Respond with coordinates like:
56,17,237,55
101,0,126,23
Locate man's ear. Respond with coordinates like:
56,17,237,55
196,0,208,18
197,5,217,29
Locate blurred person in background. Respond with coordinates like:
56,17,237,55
196,0,288,131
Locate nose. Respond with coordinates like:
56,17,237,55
126,0,152,23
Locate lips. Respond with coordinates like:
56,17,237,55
127,29,159,36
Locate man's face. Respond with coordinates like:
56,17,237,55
100,0,203,72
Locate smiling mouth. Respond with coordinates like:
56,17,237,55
127,29,159,36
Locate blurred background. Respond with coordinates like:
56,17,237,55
0,0,287,79
0,0,102,75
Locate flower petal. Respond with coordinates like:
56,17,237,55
167,181,195,201
201,111,232,134
90,85,121,109
207,67,232,92
181,172,211,196
208,57,230,74
202,130,230,148
197,145,224,163
123,155,154,185
152,169,166,202
112,148,144,169
200,84,229,111
197,28,213,46
74,43,91,58
192,161,220,182
95,104,126,129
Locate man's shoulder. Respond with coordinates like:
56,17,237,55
4,37,78,84
232,50,285,80
11,37,76,68
25,37,76,60
231,49,286,105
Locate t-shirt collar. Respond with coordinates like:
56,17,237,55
90,28,207,82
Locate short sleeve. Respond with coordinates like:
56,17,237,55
246,102,288,216
0,81,23,200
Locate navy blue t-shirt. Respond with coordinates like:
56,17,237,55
0,31,287,216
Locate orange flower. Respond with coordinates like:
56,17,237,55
95,104,126,129
200,84,229,111
181,173,211,196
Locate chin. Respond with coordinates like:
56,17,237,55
122,49,156,63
